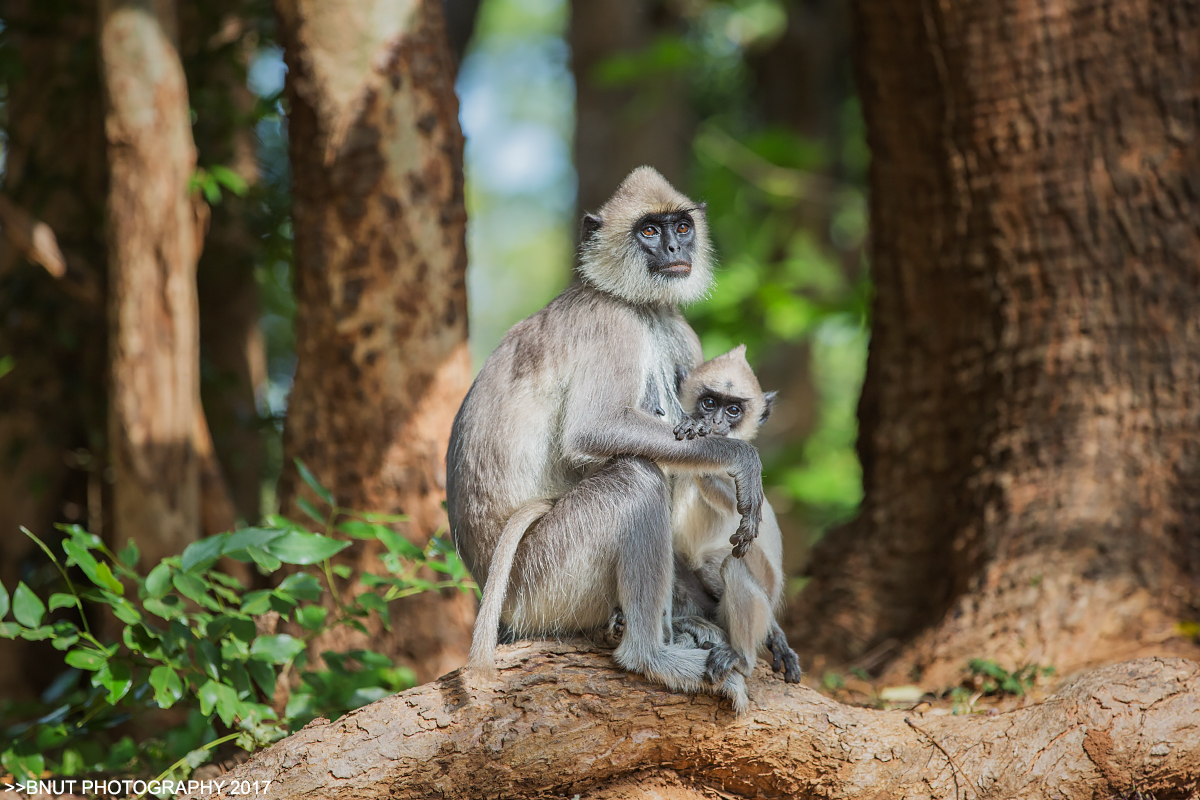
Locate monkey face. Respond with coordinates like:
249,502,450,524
577,167,714,306
633,211,698,279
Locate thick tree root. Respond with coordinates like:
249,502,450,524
196,647,1200,800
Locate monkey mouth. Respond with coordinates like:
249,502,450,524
655,261,692,278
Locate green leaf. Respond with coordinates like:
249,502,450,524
246,545,282,572
240,590,273,615
3,750,45,782
294,459,335,507
93,660,133,704
196,639,221,680
0,622,20,638
19,625,54,641
144,596,185,620
13,582,45,627
94,562,124,595
107,595,141,625
209,164,249,197
181,535,228,573
265,532,350,565
65,647,108,671
48,592,79,612
173,572,212,607
336,520,380,540
246,660,276,697
332,563,353,579
35,724,69,749
146,563,173,598
295,606,328,631
149,664,184,708
197,680,242,726
0,579,9,618
250,634,305,664
277,573,322,601
296,497,325,524
376,528,423,560
0,355,14,380
223,527,286,557
60,748,83,776
117,539,140,568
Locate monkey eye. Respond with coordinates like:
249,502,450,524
699,397,717,412
726,404,742,419
676,221,691,234
641,224,660,237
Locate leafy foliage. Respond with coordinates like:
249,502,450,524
0,465,474,786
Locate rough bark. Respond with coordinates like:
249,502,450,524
200,647,1200,800
100,0,207,567
570,0,693,214
793,0,1200,687
274,0,473,682
0,0,110,698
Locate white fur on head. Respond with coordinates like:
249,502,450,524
679,344,770,442
579,166,715,307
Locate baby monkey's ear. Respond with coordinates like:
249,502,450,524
760,391,778,424
581,213,603,242
675,364,689,393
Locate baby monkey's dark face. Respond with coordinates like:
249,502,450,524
674,389,753,442
634,211,697,278
694,392,748,437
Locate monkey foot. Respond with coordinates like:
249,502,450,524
607,607,626,641
766,626,803,683
704,643,749,684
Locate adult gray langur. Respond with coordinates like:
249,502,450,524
446,167,764,711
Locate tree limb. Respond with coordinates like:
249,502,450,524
203,646,1200,800
0,193,66,278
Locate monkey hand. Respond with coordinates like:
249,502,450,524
729,447,764,557
674,417,710,440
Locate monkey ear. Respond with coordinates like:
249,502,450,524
760,391,777,424
581,213,603,242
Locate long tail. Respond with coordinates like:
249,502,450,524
467,499,554,672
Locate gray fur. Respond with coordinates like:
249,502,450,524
447,168,760,713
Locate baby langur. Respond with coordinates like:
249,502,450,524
671,345,802,683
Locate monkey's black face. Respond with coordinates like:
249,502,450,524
634,211,697,279
695,391,750,435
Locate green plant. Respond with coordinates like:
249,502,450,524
966,659,1055,698
0,462,475,787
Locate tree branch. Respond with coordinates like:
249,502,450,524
0,193,66,277
201,646,1200,800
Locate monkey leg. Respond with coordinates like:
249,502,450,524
716,554,774,677
505,457,748,712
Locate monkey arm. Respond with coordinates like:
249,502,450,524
565,407,764,556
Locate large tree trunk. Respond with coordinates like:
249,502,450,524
274,0,474,683
189,648,1200,800
99,0,208,567
0,0,110,698
793,0,1200,688
570,0,693,214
